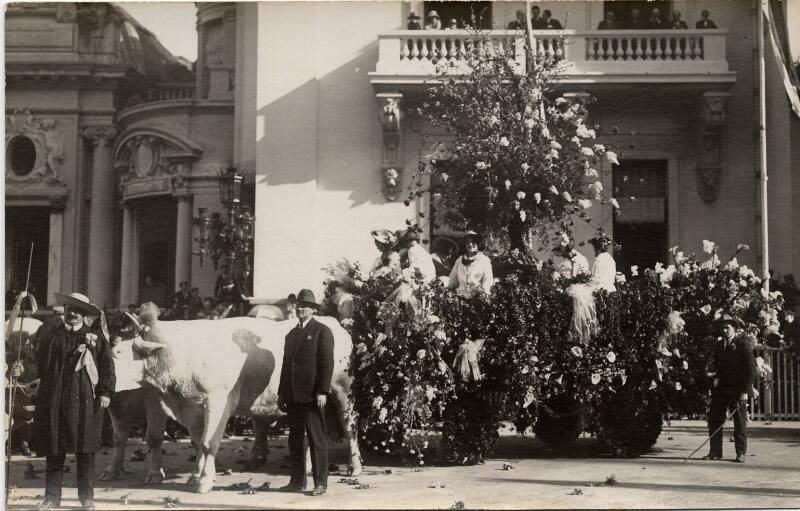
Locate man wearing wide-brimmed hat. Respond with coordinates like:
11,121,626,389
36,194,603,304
703,314,757,463
33,292,115,510
277,289,334,496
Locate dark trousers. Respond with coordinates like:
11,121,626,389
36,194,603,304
45,453,95,505
287,402,328,488
708,391,747,457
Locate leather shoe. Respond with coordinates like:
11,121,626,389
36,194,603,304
36,501,60,510
734,454,745,463
278,483,306,493
310,485,327,496
701,453,722,460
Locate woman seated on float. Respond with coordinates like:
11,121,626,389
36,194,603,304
448,231,494,298
563,233,617,344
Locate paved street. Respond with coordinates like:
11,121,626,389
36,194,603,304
6,420,800,509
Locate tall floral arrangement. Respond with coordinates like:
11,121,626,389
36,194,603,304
411,33,619,254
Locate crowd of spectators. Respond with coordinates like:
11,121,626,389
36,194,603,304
404,6,719,32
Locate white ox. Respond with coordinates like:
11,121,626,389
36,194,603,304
107,307,363,493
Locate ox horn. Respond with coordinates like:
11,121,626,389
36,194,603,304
132,338,165,355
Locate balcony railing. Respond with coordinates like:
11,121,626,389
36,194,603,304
371,29,734,88
144,82,196,102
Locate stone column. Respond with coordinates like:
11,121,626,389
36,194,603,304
83,125,118,308
174,193,194,290
119,202,136,307
47,209,64,306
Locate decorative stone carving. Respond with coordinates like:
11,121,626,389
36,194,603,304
696,92,729,203
5,110,66,187
701,91,730,130
83,125,118,145
114,134,198,195
377,92,403,201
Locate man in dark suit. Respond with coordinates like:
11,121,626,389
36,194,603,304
541,10,562,30
278,289,335,496
703,315,757,463
696,10,718,29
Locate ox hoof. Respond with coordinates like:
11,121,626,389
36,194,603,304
186,475,200,486
143,469,165,485
99,469,121,481
347,464,363,477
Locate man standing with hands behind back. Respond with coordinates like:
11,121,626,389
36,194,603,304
278,289,334,496
703,315,757,463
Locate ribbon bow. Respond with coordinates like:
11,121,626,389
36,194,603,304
453,338,485,381
75,334,99,396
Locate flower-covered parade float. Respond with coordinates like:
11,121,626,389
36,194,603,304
322,32,782,465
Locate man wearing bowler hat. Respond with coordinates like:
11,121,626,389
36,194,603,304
33,292,115,510
278,289,335,496
703,314,757,463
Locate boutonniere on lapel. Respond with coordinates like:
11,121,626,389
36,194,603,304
75,333,98,354
306,334,313,342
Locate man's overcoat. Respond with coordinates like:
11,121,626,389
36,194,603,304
278,317,334,403
32,323,115,455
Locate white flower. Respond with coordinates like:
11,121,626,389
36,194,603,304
384,168,398,180
673,382,682,391
434,330,447,341
591,373,602,385
440,173,449,183
576,124,596,139
521,163,530,171
550,149,560,159
490,115,499,125
702,240,717,254
585,167,599,178
667,311,685,334
562,192,573,202
737,243,751,252
356,343,367,354
571,346,583,358
631,265,639,276
541,127,551,139
588,181,603,197
605,151,619,165
555,374,563,385
505,179,512,190
593,144,606,153
610,198,620,209
428,314,440,324
683,360,689,370
660,265,677,286
555,97,568,105
550,140,562,150
606,351,616,363
571,136,581,145
581,147,595,157
416,349,426,359
578,199,593,210
534,192,541,204
519,210,527,222
341,318,354,328
649,380,658,391
615,273,626,284
475,161,488,170
673,348,681,358
655,262,664,274
700,304,712,315
517,191,526,200
372,396,383,409
549,185,559,195
499,136,510,147
525,118,535,129
739,265,755,279
378,407,388,421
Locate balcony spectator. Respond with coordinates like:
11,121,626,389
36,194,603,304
696,10,718,29
444,18,459,30
781,274,800,311
188,287,203,316
647,8,665,29
768,269,780,293
407,12,421,30
597,11,617,30
542,10,562,30
626,8,646,29
432,236,458,279
670,10,688,29
425,10,442,30
174,281,191,308
530,5,545,29
507,10,526,30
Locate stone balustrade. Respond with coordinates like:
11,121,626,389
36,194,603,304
372,29,732,86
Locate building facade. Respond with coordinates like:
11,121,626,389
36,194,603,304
6,1,800,308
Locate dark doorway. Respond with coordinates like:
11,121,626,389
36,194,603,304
425,2,492,29
612,160,668,274
136,197,177,307
5,207,50,308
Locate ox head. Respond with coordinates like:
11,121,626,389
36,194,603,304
106,309,166,392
